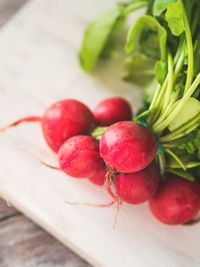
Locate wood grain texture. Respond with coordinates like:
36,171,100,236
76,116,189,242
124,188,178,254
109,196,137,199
0,198,19,220
0,0,27,27
0,207,91,266
0,199,91,267
0,1,91,266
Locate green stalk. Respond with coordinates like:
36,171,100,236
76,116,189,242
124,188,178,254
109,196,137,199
91,126,108,140
162,143,178,149
162,123,200,142
159,114,200,142
153,73,200,134
153,46,184,127
165,148,186,170
162,52,173,112
182,1,194,95
167,162,200,169
153,103,173,128
153,82,182,130
152,78,168,110
174,48,184,78
154,96,166,123
152,88,181,130
147,95,166,126
158,152,166,176
173,35,184,65
148,83,161,110
148,38,184,127
185,162,200,168
170,87,181,105
146,77,168,125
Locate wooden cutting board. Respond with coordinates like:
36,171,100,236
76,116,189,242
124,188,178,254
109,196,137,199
0,1,200,266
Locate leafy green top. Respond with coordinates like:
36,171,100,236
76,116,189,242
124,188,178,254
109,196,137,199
79,0,200,181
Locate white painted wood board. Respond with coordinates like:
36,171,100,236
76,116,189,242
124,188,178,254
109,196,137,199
0,1,200,266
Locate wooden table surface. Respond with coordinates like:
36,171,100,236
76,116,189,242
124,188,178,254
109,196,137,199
0,1,91,266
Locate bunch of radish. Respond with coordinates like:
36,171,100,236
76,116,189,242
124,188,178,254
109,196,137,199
1,96,200,227
77,0,200,227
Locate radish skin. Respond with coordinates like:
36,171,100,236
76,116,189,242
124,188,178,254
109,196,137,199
58,135,102,178
42,99,96,152
94,97,133,126
100,121,157,173
149,175,200,225
114,164,159,204
89,162,106,186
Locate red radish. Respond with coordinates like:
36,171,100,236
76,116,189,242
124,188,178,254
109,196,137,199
149,175,200,225
93,97,133,126
0,99,95,152
89,161,106,186
42,100,95,152
114,164,159,204
58,135,102,178
100,121,157,173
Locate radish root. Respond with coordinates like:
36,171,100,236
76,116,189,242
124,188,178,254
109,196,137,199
0,116,41,132
64,170,120,229
64,200,115,208
15,147,60,170
105,170,120,229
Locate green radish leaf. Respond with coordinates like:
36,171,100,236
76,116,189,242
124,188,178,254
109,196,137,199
168,98,200,131
140,31,160,58
79,0,148,72
179,142,195,154
79,9,120,72
125,15,167,56
167,168,195,181
125,15,167,83
165,0,185,36
178,129,200,160
122,52,156,85
153,0,177,17
100,41,115,59
117,0,148,15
